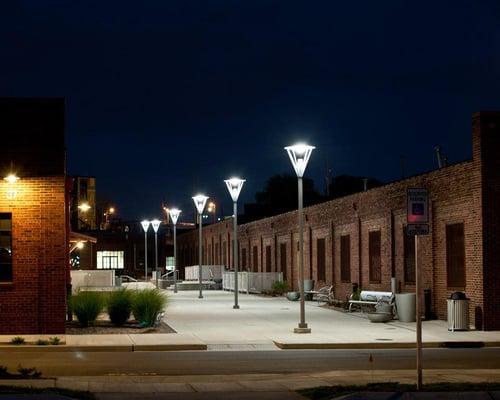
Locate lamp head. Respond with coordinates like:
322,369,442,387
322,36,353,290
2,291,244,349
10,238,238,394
151,219,161,233
141,219,150,232
192,194,209,215
224,178,245,202
78,202,91,212
169,208,181,225
4,174,19,184
284,143,315,178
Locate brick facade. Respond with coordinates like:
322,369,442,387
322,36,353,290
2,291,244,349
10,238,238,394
178,112,500,330
0,177,68,334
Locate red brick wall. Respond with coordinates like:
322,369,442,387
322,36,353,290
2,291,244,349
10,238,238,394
178,113,500,330
0,176,68,334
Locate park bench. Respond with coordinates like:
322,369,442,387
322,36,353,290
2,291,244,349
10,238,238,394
348,290,394,313
305,285,335,306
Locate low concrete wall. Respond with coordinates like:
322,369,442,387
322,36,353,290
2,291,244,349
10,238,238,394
223,272,283,293
185,265,224,281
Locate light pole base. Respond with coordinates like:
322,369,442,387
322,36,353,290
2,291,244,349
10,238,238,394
294,326,311,334
233,305,240,309
198,295,203,299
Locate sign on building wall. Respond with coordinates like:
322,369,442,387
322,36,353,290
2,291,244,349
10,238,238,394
407,188,429,236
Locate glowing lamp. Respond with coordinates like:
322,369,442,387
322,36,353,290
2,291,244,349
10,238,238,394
78,203,91,212
4,174,19,184
169,208,181,225
141,220,150,233
151,219,161,233
192,194,209,215
284,143,315,178
224,178,245,203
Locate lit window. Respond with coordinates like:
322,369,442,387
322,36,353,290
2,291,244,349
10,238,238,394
97,251,124,269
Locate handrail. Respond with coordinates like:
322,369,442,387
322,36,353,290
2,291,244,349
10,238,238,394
120,275,138,282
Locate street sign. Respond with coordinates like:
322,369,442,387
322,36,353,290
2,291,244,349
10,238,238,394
407,188,429,224
407,224,429,236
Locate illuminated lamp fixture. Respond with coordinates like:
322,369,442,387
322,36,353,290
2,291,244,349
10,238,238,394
192,194,209,299
169,208,182,293
4,174,19,184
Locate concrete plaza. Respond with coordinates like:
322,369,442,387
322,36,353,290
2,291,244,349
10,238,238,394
164,290,500,349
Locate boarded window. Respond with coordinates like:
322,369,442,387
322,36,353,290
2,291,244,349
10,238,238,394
265,245,272,272
446,223,465,288
369,230,381,283
280,243,287,281
0,213,13,281
253,246,258,272
241,248,247,269
215,243,219,264
340,235,351,282
317,238,326,282
222,242,227,265
404,228,415,284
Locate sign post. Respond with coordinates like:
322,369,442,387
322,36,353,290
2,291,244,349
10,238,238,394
406,188,429,391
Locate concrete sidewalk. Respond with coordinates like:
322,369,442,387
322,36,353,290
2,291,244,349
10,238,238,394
165,290,500,349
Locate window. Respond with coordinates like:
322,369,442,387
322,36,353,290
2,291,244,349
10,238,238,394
97,251,124,269
280,243,287,281
446,223,465,288
222,242,227,265
252,246,258,272
165,256,175,271
241,248,247,269
317,238,326,281
265,245,271,272
0,213,13,281
215,243,219,264
369,230,381,282
340,235,351,282
404,228,415,284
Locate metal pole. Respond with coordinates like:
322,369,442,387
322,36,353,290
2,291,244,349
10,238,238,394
173,224,178,293
144,231,148,282
233,201,239,309
198,213,203,299
415,234,422,389
294,177,310,333
155,231,158,288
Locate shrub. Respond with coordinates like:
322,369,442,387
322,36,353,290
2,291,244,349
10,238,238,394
71,291,104,327
17,365,42,378
271,281,289,296
107,289,133,326
35,339,49,346
49,337,61,345
132,289,166,327
10,336,25,345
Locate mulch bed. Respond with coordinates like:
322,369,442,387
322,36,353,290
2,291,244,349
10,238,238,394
65,320,176,334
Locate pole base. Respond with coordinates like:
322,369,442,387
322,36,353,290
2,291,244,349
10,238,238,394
198,295,203,299
294,324,311,334
233,305,240,309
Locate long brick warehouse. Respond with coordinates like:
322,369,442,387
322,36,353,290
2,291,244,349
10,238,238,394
178,112,500,330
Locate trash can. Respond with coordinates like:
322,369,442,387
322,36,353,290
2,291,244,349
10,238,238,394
447,292,469,331
395,293,416,322
115,276,122,287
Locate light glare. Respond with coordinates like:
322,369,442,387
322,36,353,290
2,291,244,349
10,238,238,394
4,174,19,184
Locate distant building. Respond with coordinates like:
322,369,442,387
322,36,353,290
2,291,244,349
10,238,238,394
70,176,97,231
0,98,68,334
178,112,500,331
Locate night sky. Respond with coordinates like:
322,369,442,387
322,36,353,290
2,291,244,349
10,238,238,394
2,1,500,222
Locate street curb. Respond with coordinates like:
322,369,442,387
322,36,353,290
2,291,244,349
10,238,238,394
273,341,500,350
0,344,207,352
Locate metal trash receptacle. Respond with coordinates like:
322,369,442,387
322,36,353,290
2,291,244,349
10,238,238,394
447,298,469,331
395,293,416,322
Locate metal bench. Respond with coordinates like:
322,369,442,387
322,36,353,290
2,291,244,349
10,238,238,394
305,285,335,306
348,290,394,313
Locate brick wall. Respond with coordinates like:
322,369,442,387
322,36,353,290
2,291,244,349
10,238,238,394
178,113,500,330
0,176,68,334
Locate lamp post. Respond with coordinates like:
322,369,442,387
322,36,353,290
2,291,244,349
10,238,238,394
151,219,161,288
192,194,209,299
141,220,150,282
224,178,245,309
285,143,315,334
169,208,181,293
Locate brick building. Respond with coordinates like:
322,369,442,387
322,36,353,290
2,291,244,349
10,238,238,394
177,112,500,330
0,98,68,334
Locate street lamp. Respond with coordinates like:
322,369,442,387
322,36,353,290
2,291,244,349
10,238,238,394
169,208,181,293
285,143,315,334
207,201,216,224
141,220,150,282
151,219,161,288
224,178,245,309
192,194,209,299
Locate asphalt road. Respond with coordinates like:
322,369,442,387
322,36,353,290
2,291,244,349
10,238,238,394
1,348,500,376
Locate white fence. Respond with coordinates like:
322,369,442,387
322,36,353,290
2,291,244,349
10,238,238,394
222,271,283,294
71,270,115,293
184,265,224,281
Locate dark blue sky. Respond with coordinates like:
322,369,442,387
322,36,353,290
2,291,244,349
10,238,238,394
2,1,500,222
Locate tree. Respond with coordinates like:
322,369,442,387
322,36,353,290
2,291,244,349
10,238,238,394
327,175,383,199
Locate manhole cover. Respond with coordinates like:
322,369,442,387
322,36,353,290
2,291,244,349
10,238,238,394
375,338,393,341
